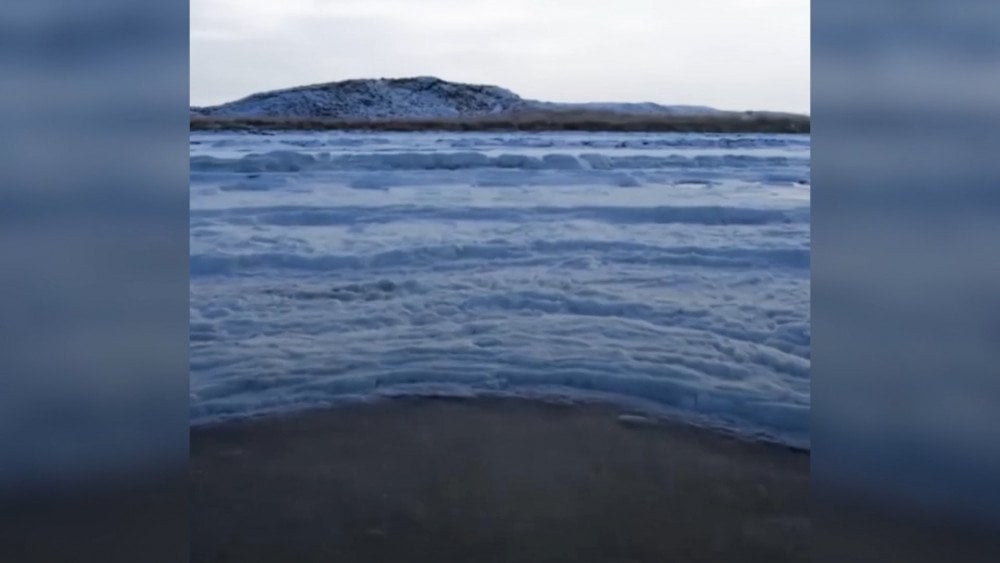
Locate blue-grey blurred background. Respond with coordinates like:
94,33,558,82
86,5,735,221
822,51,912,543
0,0,188,561
1,0,1000,560
813,0,1000,559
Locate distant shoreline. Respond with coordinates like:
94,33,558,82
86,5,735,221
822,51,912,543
190,111,810,134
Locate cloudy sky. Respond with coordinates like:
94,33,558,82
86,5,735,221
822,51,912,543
191,0,809,113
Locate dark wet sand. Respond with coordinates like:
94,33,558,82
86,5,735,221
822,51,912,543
191,398,808,562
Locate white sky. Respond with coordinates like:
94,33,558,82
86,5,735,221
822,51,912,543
191,0,809,113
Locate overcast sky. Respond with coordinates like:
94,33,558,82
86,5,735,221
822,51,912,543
191,0,809,113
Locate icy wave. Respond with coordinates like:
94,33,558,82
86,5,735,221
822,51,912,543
190,268,810,438
192,204,808,228
189,289,810,445
190,150,808,173
190,242,808,276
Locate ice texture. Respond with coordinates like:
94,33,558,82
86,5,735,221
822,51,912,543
190,131,810,448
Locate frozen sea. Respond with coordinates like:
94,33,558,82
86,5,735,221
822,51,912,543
190,131,810,448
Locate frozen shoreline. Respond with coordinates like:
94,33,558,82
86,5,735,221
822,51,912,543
190,131,810,448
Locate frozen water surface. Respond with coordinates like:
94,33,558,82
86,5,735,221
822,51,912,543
190,131,810,447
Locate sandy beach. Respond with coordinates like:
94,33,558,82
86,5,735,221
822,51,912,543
191,398,808,562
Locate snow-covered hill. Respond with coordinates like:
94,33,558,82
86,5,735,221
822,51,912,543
529,101,719,116
191,76,722,120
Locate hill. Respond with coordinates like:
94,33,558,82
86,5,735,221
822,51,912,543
191,77,808,133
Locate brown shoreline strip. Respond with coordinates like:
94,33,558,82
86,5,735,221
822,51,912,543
190,111,810,134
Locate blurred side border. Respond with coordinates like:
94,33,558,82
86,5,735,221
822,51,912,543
0,1,189,562
813,0,1000,560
